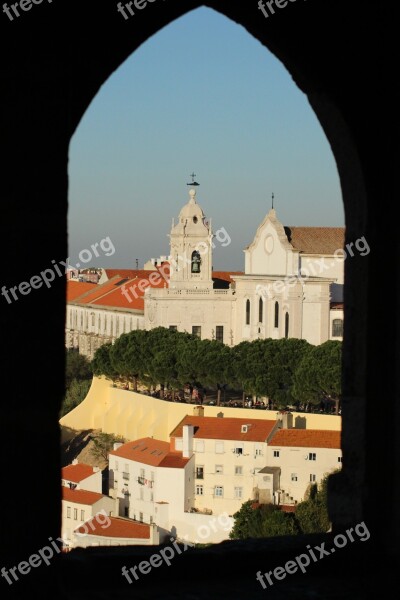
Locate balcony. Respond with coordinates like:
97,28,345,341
137,476,154,488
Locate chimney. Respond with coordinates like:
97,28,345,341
72,459,78,465
193,405,204,417
182,424,194,458
113,442,123,451
277,411,293,429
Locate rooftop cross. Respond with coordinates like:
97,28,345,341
187,172,200,186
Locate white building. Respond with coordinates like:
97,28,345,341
61,487,116,548
145,187,344,345
66,187,345,356
61,461,102,493
169,414,280,516
108,437,194,531
264,413,342,504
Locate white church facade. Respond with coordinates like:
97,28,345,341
144,187,344,345
66,187,344,357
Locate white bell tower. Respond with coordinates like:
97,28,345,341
169,187,214,290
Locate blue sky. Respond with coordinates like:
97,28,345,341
68,6,343,271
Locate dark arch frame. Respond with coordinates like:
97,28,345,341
1,1,396,596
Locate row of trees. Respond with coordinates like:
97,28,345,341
92,327,341,411
60,349,93,417
229,474,332,539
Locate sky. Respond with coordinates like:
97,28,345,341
68,6,343,272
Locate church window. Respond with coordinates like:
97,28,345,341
285,312,289,338
274,302,279,328
191,250,201,273
246,299,250,325
259,297,263,323
332,319,343,337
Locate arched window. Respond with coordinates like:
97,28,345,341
259,297,263,323
332,318,343,337
274,301,279,328
246,299,250,325
191,250,201,273
285,312,289,338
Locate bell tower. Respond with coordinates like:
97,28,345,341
169,186,214,290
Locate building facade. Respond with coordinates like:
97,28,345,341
145,188,344,345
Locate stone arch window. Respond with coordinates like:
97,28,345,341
259,297,263,323
332,318,343,337
285,312,289,338
274,301,279,328
245,299,250,325
191,250,201,273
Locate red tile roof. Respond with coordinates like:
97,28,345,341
269,429,341,449
62,487,107,505
66,281,97,302
212,271,244,282
284,227,345,255
170,416,277,442
74,517,150,539
62,464,96,483
91,273,168,311
76,276,125,304
109,437,189,468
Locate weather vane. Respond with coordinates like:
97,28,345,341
187,172,200,186
271,192,274,210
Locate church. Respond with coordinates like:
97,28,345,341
144,186,344,345
65,185,344,356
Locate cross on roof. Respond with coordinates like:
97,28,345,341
187,172,200,186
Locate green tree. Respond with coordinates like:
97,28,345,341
60,378,91,417
230,500,300,539
292,340,342,413
295,473,332,533
110,330,147,391
90,432,125,463
65,349,92,388
91,344,119,381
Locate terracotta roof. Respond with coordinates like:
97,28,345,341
212,271,244,282
62,487,107,505
66,281,97,302
269,429,341,449
74,517,150,539
92,273,168,311
170,416,276,442
76,276,125,304
62,464,96,483
109,437,189,468
284,227,345,255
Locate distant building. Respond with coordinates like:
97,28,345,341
108,437,193,537
61,461,102,493
66,186,345,357
61,487,116,548
266,420,342,504
145,187,344,345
